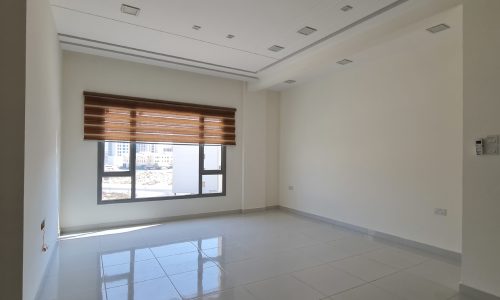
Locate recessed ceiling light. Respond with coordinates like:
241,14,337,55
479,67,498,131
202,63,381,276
284,80,296,84
337,59,353,65
298,26,317,36
226,34,235,39
121,4,140,16
426,23,450,34
192,25,202,30
341,5,353,12
269,45,285,52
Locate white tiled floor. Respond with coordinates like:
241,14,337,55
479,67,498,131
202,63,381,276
38,210,467,300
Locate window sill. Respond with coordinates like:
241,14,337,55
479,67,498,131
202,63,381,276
97,193,226,205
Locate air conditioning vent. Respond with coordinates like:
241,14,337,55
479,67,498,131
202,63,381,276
337,59,353,65
426,24,450,34
341,5,353,12
121,4,140,16
269,45,285,52
298,26,317,36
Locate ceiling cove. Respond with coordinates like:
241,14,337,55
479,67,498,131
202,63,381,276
51,0,409,80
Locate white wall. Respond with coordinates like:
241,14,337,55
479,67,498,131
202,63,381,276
242,90,268,210
266,92,280,207
0,0,26,299
23,0,62,299
61,52,279,231
279,7,462,252
242,89,281,210
462,0,500,296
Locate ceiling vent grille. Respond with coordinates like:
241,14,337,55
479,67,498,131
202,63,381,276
298,26,317,36
268,45,285,52
337,59,353,65
121,4,140,16
341,5,353,12
426,24,450,33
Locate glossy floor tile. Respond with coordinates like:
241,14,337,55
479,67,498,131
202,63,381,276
329,255,398,282
244,275,324,300
371,271,458,300
292,264,365,297
37,211,465,300
194,287,258,300
405,259,460,291
329,283,404,300
106,277,181,300
169,265,233,299
361,247,429,269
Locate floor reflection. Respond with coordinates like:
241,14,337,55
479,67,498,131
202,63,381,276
100,236,225,300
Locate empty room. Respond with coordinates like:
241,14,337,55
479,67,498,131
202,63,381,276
1,0,500,299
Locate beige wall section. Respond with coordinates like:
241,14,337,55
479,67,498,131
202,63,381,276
0,0,26,299
242,89,268,210
241,89,280,210
266,92,280,207
23,0,62,299
61,52,279,231
462,0,500,297
279,7,462,252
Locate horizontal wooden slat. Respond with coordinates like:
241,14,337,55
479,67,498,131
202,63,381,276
85,93,236,116
85,123,232,135
84,115,235,128
84,111,234,122
84,91,237,145
84,122,235,134
84,105,236,121
84,133,236,145
85,126,236,137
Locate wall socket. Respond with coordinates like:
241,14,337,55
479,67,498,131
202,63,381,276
434,208,447,216
484,135,499,155
288,185,294,191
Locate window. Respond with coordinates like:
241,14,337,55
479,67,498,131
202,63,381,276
98,141,226,204
85,92,234,204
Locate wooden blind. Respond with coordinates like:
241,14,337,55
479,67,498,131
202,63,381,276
84,91,236,145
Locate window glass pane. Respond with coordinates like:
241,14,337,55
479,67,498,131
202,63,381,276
136,143,200,198
136,143,173,198
202,174,223,194
172,144,200,196
104,142,130,172
204,145,222,170
102,177,132,200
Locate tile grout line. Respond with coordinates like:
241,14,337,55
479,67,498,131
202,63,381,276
149,247,185,300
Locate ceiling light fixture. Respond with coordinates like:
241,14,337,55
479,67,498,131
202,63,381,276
284,80,296,84
341,5,353,12
337,59,353,65
192,25,202,30
121,4,141,16
426,23,450,34
226,34,235,39
269,45,285,52
298,26,317,36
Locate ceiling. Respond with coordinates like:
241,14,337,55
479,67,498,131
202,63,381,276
50,0,461,88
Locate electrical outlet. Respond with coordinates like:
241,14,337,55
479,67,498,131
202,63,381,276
288,185,294,191
484,135,499,155
434,208,447,216
41,219,45,231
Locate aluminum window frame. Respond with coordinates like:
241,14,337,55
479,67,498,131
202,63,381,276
97,141,226,205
